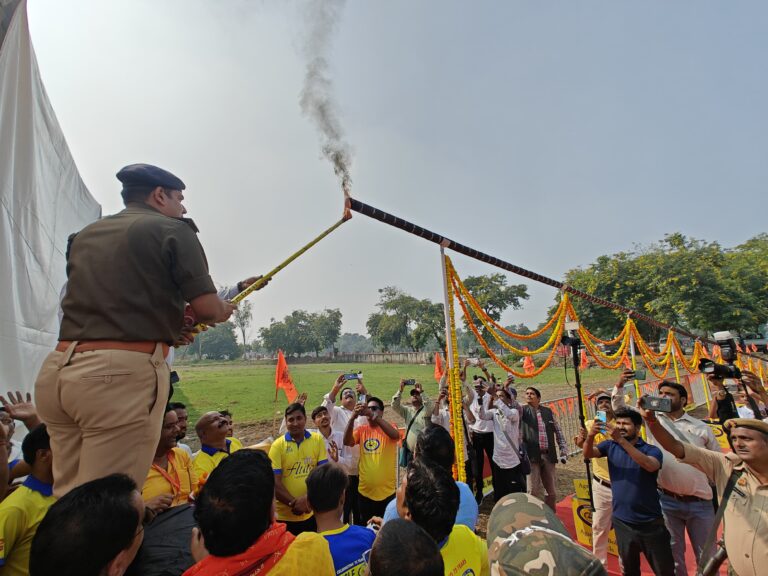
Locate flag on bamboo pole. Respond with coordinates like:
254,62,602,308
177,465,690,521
580,348,588,370
623,355,632,370
275,350,298,403
434,352,445,382
523,348,535,375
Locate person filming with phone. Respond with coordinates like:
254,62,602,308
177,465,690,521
392,379,433,467
574,382,621,566
613,377,720,576
640,405,768,576
583,408,675,576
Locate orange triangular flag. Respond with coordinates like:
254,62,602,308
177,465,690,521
523,348,535,375
623,355,632,369
751,344,758,353
736,343,743,353
434,352,445,382
275,349,298,403
580,348,588,370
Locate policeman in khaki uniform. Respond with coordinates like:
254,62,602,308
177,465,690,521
644,411,768,576
35,164,240,497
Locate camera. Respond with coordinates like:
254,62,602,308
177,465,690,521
698,359,741,380
698,331,743,379
403,379,416,386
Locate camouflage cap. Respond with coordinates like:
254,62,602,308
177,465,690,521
486,493,606,576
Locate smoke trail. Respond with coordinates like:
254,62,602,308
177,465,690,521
299,0,352,196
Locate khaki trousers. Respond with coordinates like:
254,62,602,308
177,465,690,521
591,478,613,565
527,458,557,510
35,342,169,497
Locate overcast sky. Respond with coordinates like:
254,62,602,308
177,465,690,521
26,1,768,341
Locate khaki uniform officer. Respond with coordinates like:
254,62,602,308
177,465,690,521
644,413,768,576
35,163,235,497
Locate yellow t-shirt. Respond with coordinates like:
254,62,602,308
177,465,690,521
353,424,398,501
588,418,611,482
193,438,242,481
269,431,328,522
270,532,336,575
142,447,198,506
440,524,489,576
0,477,56,576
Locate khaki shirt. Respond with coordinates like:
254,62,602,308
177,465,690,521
60,203,216,344
680,444,768,576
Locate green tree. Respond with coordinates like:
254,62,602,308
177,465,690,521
232,300,253,349
337,333,375,353
559,233,768,339
366,287,446,352
187,322,241,360
311,308,343,356
259,310,317,357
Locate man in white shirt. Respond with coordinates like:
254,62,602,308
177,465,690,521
613,379,720,576
311,405,352,472
466,375,497,504
478,385,525,500
322,374,367,525
431,380,475,482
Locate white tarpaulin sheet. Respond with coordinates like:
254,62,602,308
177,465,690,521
0,0,101,397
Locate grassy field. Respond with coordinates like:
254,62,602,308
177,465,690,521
171,361,628,426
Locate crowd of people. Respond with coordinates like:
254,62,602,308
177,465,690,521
1,164,765,576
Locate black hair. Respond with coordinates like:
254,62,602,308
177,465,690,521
21,423,50,466
367,396,385,411
614,407,643,427
526,386,542,399
284,403,306,418
415,425,455,472
120,185,156,204
164,404,176,415
168,402,187,411
194,450,274,557
311,405,329,420
219,409,232,418
658,381,688,400
404,459,459,543
30,474,140,576
369,519,444,576
306,462,347,513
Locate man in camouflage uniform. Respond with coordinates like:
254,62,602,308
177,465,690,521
487,492,607,576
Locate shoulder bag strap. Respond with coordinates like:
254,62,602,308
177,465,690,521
404,406,424,440
697,468,744,571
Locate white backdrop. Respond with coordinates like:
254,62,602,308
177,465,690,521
0,0,101,397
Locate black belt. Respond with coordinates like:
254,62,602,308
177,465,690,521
593,475,611,488
659,487,707,503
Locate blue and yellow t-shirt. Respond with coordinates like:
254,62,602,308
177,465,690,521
193,438,241,480
353,424,397,501
321,524,376,576
440,524,489,576
0,476,55,576
269,431,328,522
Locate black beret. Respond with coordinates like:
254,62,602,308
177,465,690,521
116,163,186,191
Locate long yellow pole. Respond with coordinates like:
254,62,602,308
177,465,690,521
194,216,349,331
